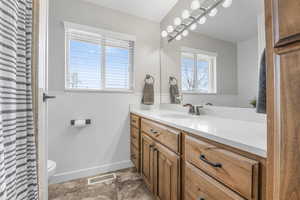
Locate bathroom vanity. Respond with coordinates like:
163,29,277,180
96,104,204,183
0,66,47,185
130,107,266,200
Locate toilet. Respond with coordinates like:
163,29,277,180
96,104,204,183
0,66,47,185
47,160,57,180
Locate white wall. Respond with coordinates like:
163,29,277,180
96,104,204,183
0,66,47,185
48,0,161,183
237,37,259,107
257,12,266,62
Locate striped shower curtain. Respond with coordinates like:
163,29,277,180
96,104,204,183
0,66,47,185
0,0,38,199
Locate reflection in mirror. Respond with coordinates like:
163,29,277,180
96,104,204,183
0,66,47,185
160,0,265,108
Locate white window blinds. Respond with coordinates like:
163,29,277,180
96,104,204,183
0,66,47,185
65,22,135,91
68,39,102,89
104,39,134,89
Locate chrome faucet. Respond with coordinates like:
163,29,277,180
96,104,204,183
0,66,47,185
183,104,195,114
183,104,203,115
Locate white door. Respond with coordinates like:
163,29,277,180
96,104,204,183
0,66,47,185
37,0,50,199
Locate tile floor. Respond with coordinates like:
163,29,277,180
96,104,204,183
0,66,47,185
48,168,154,200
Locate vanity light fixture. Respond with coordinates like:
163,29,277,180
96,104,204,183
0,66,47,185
167,25,174,33
209,8,218,17
198,16,207,25
182,9,190,19
182,30,189,37
162,0,233,43
176,35,182,41
190,23,197,31
161,30,168,38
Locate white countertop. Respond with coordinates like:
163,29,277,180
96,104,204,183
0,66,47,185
130,106,267,158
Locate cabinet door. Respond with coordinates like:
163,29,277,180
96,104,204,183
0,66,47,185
141,133,155,192
273,0,300,47
154,142,179,200
266,0,300,199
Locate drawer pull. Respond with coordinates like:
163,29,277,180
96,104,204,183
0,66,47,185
200,154,222,168
150,128,158,134
199,198,205,200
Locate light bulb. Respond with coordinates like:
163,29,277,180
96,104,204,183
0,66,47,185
190,23,197,31
182,9,190,19
182,30,189,37
174,17,182,26
176,35,182,41
198,16,207,24
191,0,201,10
209,8,218,17
161,30,168,38
167,25,174,33
222,0,232,8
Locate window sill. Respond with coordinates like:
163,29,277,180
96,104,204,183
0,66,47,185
182,91,217,95
64,88,135,94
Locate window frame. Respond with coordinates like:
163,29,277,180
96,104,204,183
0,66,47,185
64,22,136,93
181,47,217,94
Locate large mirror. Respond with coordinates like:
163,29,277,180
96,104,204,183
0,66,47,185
160,0,265,108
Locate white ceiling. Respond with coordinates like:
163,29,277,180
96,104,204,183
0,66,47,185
83,0,178,22
192,0,264,42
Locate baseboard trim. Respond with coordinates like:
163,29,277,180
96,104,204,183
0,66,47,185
49,160,133,184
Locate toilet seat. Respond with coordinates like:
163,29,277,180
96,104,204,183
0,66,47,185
48,160,56,179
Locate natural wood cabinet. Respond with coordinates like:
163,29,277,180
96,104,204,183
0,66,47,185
131,114,140,128
273,0,300,47
185,136,259,200
185,162,245,200
265,0,300,198
141,133,155,192
133,114,266,200
154,142,179,200
130,144,139,170
130,114,141,171
141,119,180,153
141,120,180,200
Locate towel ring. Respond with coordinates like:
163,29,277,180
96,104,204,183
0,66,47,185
169,76,178,86
144,74,155,84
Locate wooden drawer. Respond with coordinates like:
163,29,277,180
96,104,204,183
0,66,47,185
141,119,180,153
131,144,139,170
131,114,140,128
185,136,259,199
185,162,245,200
131,126,139,148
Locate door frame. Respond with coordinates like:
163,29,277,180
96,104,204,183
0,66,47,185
36,0,49,199
32,0,284,199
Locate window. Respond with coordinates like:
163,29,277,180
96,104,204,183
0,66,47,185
65,22,135,91
181,47,217,93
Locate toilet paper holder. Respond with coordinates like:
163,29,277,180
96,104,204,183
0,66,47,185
70,119,92,126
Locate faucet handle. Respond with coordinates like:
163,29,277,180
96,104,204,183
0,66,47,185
195,105,204,115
